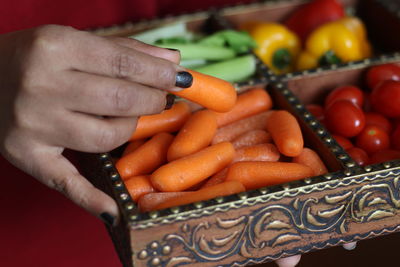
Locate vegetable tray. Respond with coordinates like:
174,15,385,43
77,1,400,266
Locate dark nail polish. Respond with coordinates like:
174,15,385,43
165,94,176,110
100,212,116,227
166,48,180,52
175,71,193,88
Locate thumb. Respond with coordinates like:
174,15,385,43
33,147,119,226
275,255,301,267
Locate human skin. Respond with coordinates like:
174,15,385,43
0,24,182,225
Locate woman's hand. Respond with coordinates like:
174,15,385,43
0,25,184,225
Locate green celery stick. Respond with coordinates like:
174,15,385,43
130,23,190,44
180,59,207,69
157,43,236,61
193,54,256,83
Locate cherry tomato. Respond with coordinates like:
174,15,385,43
347,147,369,166
392,124,400,150
364,112,392,133
306,104,324,121
366,63,400,90
332,134,353,150
355,125,390,154
370,80,400,118
325,100,365,137
325,85,364,108
369,149,400,164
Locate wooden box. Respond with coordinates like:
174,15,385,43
78,1,400,266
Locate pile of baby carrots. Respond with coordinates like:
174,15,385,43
116,75,327,212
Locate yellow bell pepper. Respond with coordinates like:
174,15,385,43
244,22,301,74
296,16,372,71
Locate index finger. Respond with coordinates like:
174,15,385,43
65,30,184,91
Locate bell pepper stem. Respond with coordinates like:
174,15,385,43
272,48,292,71
319,50,342,66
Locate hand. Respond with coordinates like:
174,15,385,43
0,25,183,226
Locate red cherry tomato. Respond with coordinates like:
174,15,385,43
392,124,400,150
366,63,400,90
370,80,400,118
355,125,390,155
325,100,366,137
347,147,369,166
325,85,364,108
306,104,324,121
332,134,353,150
369,149,400,164
364,112,392,134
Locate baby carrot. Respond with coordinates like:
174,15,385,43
122,139,146,156
124,175,155,202
151,142,235,192
266,110,304,157
212,111,272,145
116,132,174,180
292,147,328,176
226,161,314,190
172,70,237,112
233,143,280,163
154,181,245,211
138,192,191,213
202,143,280,188
201,168,228,188
232,130,272,149
214,88,273,127
130,101,191,140
167,109,217,161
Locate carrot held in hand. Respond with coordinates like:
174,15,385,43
232,129,272,149
154,181,245,211
214,88,272,127
266,110,304,157
124,175,155,202
138,192,191,213
167,109,217,161
116,132,174,180
130,101,191,140
172,70,237,112
151,142,235,192
292,147,328,176
212,111,272,144
226,161,314,190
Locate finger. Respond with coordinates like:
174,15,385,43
65,30,182,90
48,111,137,153
343,241,357,250
107,36,181,64
31,146,119,225
275,255,301,267
62,71,167,117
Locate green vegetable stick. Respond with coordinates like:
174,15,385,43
130,23,189,44
157,43,236,61
193,55,256,83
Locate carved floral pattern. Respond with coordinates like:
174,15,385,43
137,174,400,266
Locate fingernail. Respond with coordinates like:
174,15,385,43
343,242,357,251
166,48,180,52
175,71,193,88
165,94,176,110
100,212,116,227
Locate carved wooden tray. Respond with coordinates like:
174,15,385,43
77,1,400,266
